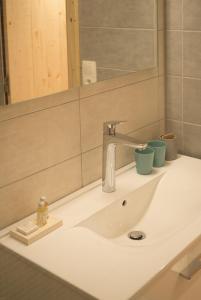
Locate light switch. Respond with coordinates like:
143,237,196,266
82,60,97,85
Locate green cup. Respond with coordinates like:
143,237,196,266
148,140,166,167
135,147,154,175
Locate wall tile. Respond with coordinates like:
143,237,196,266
82,147,102,186
158,76,165,119
80,28,155,71
80,78,159,152
0,101,81,187
183,123,201,159
166,0,182,30
166,119,183,153
166,31,182,76
183,32,201,78
166,1,201,160
79,0,155,29
0,156,82,229
80,68,158,99
157,0,165,30
0,88,79,122
158,30,165,76
183,0,201,30
166,76,182,120
183,78,201,125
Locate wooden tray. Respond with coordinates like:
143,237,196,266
10,215,63,245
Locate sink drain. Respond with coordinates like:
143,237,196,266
128,231,146,240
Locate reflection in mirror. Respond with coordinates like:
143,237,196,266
79,0,157,83
0,0,157,105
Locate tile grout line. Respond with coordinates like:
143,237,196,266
166,118,201,128
0,97,79,123
80,74,158,102
0,153,82,191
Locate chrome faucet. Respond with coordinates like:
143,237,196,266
102,120,147,193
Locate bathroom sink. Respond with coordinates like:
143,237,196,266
78,165,201,247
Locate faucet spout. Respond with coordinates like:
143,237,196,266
102,121,147,193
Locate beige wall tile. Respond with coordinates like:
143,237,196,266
0,156,82,229
0,88,79,122
0,101,81,187
80,78,159,152
82,147,102,186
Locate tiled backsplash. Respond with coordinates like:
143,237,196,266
166,0,201,158
0,0,165,229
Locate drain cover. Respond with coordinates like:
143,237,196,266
128,231,146,240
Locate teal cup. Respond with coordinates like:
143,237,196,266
135,147,154,175
148,140,166,167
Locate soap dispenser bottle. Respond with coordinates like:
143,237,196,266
37,196,48,227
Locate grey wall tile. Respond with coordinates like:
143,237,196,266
166,76,182,120
166,31,182,76
158,30,165,76
183,0,201,30
0,82,6,106
80,28,155,71
183,78,201,125
158,76,165,119
166,119,183,152
183,32,201,78
97,68,133,82
166,0,182,30
183,123,201,159
79,0,156,29
158,0,165,30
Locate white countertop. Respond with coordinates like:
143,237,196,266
1,155,201,300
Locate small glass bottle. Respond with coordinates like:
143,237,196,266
37,196,48,227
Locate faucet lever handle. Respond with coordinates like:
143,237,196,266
104,120,126,135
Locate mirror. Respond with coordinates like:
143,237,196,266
0,0,157,105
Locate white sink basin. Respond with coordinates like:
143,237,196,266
2,156,201,300
79,160,201,247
